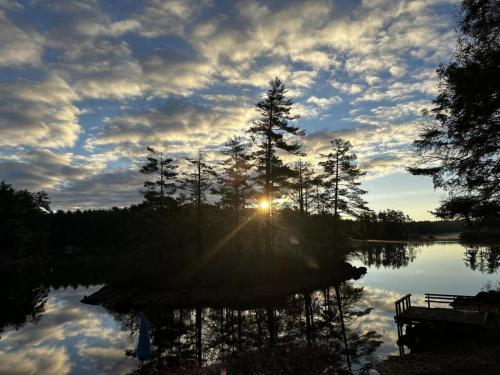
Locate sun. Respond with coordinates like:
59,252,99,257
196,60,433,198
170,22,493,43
258,199,270,210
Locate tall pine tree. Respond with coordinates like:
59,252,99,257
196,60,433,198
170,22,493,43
249,77,305,254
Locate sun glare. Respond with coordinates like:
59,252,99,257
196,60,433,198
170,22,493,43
258,199,270,210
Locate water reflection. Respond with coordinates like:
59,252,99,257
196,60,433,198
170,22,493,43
355,241,500,274
112,283,382,374
355,242,419,269
464,244,500,274
0,286,136,375
1,241,499,374
353,241,500,360
1,284,48,336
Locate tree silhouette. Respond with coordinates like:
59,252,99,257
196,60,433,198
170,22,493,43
249,77,305,254
0,181,51,256
409,0,500,228
288,160,315,215
181,150,217,256
218,137,254,222
216,137,255,253
140,146,178,210
309,176,329,215
319,139,368,219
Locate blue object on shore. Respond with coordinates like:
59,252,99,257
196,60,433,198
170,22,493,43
136,316,151,361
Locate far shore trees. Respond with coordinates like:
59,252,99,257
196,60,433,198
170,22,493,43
319,138,368,220
249,77,305,254
358,209,413,240
409,0,499,231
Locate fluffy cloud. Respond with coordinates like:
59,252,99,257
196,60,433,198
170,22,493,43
0,75,81,148
306,95,343,108
351,100,429,126
50,169,144,210
0,148,109,196
137,0,212,37
331,81,365,95
0,347,71,375
304,122,420,178
141,50,215,96
91,101,255,150
0,9,45,68
355,79,439,102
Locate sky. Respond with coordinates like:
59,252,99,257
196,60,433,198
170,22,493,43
0,0,459,220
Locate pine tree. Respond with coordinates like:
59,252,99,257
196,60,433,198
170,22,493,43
319,139,368,219
310,176,329,215
288,160,315,215
409,0,500,225
181,150,217,256
218,137,254,222
249,77,305,253
139,146,178,210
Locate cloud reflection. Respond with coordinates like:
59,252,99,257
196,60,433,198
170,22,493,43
353,285,427,357
0,347,71,375
0,286,136,375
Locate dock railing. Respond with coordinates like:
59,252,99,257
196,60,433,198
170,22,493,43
394,294,411,355
395,294,411,317
424,293,475,309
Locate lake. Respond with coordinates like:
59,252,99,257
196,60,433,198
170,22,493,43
0,241,498,374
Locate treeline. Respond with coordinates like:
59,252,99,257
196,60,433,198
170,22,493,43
351,209,462,240
0,180,460,260
1,199,350,262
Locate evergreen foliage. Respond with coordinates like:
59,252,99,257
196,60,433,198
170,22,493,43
140,146,178,210
319,139,368,219
409,0,500,227
249,77,305,253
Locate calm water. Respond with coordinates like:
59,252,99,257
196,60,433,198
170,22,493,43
0,242,498,374
351,241,499,357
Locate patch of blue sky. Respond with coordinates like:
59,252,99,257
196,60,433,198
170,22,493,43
100,0,145,21
127,34,199,60
0,67,44,83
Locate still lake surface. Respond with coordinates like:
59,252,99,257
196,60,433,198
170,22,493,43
0,241,498,374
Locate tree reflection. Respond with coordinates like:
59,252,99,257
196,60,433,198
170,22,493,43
463,244,500,274
0,267,49,337
116,282,382,375
355,243,418,269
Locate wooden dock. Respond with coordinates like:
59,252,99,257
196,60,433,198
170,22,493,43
397,306,487,325
393,293,492,355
